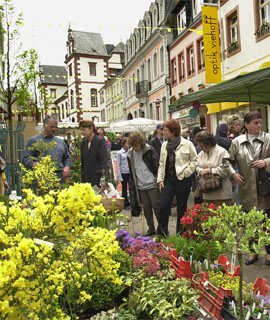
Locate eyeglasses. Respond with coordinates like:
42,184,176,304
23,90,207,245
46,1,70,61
250,120,263,125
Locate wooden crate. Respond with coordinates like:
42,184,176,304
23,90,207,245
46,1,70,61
100,197,125,212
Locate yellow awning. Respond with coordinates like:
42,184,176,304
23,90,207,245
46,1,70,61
259,61,270,70
206,103,221,114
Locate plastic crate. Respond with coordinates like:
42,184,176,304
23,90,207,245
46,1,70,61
192,272,233,319
217,254,240,277
253,277,270,296
169,249,193,279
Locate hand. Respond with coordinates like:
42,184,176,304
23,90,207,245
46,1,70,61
62,166,70,178
3,181,8,189
158,182,164,192
32,162,39,168
199,168,211,176
232,173,244,186
252,160,266,168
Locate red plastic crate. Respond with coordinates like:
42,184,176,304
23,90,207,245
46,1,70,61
217,254,240,277
253,277,270,296
192,272,233,319
169,249,193,279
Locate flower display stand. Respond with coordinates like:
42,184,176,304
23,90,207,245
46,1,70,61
192,272,233,319
217,254,240,277
253,277,270,296
169,249,193,279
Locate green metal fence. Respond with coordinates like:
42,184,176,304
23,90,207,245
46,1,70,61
0,121,26,196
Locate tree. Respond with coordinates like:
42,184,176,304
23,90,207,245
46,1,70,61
203,204,270,320
0,0,39,188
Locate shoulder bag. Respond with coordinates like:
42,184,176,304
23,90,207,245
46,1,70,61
198,174,223,194
257,143,270,196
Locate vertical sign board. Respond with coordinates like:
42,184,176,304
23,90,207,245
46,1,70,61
202,6,222,83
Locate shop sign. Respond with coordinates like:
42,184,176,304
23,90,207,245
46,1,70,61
202,6,222,83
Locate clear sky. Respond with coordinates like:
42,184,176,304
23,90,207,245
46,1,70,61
12,0,154,66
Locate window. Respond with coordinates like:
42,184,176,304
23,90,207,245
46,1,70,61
178,53,185,81
153,52,158,78
141,64,145,80
230,14,238,43
89,63,96,76
192,0,201,18
153,8,158,28
62,104,65,119
171,58,177,84
147,16,152,38
177,7,186,34
68,64,72,77
50,89,56,99
197,39,205,70
260,0,270,24
147,58,151,81
226,7,241,55
160,46,164,73
159,0,164,23
133,73,135,93
100,90,104,104
70,90,74,109
187,47,195,76
91,89,97,107
129,77,132,96
136,69,140,82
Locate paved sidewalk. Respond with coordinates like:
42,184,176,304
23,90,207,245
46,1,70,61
121,191,270,285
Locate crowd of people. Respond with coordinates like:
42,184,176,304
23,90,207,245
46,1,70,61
3,111,270,266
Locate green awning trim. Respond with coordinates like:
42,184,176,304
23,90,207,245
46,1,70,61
169,67,270,112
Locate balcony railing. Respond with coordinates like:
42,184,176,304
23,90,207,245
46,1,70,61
255,24,270,39
227,42,239,55
135,80,151,98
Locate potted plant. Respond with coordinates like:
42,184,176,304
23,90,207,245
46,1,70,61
180,203,219,269
187,87,194,93
198,83,205,90
202,204,270,320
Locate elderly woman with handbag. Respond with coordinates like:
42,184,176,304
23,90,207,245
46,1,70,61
227,111,270,266
157,119,197,236
195,131,232,206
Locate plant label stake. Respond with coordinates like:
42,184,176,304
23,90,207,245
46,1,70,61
245,310,250,320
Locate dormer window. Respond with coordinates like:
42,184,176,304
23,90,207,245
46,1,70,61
177,7,186,34
192,0,201,18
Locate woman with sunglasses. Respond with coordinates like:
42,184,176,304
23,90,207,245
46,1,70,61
228,111,270,266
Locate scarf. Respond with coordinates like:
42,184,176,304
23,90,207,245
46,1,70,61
166,136,181,168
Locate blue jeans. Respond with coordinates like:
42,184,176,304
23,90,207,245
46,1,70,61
157,174,192,236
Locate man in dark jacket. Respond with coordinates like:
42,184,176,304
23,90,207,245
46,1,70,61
150,123,165,157
79,120,108,187
127,132,160,236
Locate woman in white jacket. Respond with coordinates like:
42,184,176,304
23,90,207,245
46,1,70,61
195,131,232,206
157,119,197,236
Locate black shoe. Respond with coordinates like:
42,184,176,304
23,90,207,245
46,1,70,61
245,255,258,265
143,230,156,237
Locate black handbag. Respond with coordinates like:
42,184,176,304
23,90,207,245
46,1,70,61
257,144,270,196
198,174,223,194
131,197,142,217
